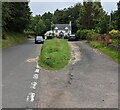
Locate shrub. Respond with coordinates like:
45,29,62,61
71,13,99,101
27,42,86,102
76,29,91,40
87,31,100,41
108,29,120,45
109,29,120,39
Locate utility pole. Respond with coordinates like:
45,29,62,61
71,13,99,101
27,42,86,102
109,10,112,26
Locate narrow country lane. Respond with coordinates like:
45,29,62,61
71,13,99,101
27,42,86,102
37,41,118,108
2,40,41,108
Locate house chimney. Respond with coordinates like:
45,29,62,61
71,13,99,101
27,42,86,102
69,21,71,27
69,21,72,34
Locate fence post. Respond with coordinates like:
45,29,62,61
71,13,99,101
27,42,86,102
105,34,110,46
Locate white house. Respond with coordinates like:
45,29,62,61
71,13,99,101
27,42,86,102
44,30,53,39
52,21,72,38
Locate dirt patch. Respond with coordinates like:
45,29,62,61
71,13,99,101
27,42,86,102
69,42,81,65
26,57,38,63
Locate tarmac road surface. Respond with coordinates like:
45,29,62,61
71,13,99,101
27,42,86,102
2,40,41,108
37,41,118,108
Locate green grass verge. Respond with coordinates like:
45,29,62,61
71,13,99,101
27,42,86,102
89,41,120,63
1,32,27,48
38,38,70,70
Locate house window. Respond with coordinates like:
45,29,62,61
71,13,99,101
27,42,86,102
55,29,58,33
65,27,68,33
65,29,68,33
55,27,58,33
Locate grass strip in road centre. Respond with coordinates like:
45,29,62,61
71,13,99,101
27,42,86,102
89,41,120,64
38,38,70,70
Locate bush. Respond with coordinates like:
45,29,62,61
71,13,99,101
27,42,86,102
87,31,100,41
76,29,91,40
47,36,54,39
109,29,120,39
108,29,120,45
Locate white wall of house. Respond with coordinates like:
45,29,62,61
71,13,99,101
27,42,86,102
45,30,53,36
44,30,53,39
53,30,71,36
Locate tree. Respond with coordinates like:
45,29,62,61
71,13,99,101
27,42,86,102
81,1,94,29
52,9,67,24
34,19,46,35
92,2,108,33
52,3,83,33
68,3,83,33
41,12,53,32
99,14,109,34
117,1,120,30
76,5,85,29
27,15,46,35
2,2,31,33
76,0,108,34
109,11,118,30
2,2,11,31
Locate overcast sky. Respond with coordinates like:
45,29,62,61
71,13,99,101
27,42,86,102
29,1,118,16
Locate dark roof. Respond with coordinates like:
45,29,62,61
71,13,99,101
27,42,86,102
54,24,71,30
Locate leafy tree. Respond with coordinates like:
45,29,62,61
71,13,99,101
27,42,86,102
117,1,120,30
2,2,31,33
52,3,83,33
99,14,109,34
76,5,85,29
94,2,109,34
52,9,67,24
107,1,120,31
9,2,31,32
76,1,108,34
81,1,94,29
109,11,118,30
41,12,53,32
27,15,46,35
34,19,46,35
68,3,83,33
2,2,11,31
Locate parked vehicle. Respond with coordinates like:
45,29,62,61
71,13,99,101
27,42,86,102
68,34,76,41
35,36,44,44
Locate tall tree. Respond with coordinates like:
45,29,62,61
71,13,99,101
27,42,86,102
27,15,46,35
117,1,120,30
2,2,11,31
41,12,53,32
34,19,46,35
81,1,94,29
76,1,108,33
99,14,109,34
109,11,118,30
2,2,31,33
68,3,83,33
93,2,108,33
52,3,83,33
